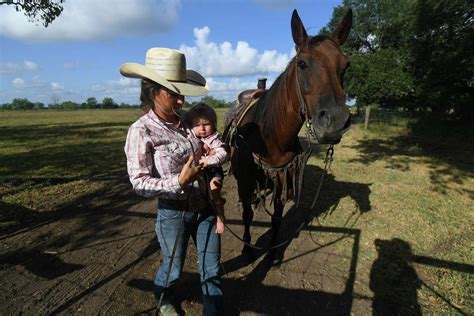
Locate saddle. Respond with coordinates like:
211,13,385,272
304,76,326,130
222,88,266,146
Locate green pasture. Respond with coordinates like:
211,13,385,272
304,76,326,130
0,109,472,314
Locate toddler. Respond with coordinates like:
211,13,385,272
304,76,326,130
185,102,227,233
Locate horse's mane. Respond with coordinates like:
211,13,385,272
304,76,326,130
252,35,329,141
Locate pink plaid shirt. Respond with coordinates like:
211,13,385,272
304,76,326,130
124,109,206,202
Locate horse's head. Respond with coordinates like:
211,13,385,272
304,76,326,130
291,9,352,144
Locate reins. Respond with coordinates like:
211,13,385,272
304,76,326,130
294,48,316,138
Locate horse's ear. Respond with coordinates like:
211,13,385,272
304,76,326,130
291,9,308,49
332,9,352,45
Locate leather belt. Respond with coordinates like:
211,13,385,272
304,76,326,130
159,199,188,210
159,197,208,212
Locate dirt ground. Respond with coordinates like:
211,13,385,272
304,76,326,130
1,172,372,315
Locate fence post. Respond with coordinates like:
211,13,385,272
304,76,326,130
364,105,371,130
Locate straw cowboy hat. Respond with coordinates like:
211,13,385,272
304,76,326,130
120,47,208,97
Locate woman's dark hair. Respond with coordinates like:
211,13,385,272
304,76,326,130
140,79,162,113
184,102,217,128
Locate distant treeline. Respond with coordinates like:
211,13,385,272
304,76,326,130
0,95,234,111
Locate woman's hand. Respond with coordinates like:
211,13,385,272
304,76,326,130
178,155,203,187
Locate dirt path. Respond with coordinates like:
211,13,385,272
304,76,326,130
1,175,371,315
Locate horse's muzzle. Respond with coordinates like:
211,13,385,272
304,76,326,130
312,110,351,144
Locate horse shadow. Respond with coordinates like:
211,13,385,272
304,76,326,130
219,163,372,314
127,236,474,315
300,164,371,213
223,163,372,267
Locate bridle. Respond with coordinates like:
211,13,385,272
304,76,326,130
293,46,336,208
294,48,317,139
294,38,343,140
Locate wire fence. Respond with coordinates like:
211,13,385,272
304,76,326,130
351,107,414,127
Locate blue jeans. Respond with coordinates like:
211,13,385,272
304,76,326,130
154,202,223,316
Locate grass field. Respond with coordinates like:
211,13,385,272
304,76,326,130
1,109,472,314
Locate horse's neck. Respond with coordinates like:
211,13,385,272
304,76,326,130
255,67,303,165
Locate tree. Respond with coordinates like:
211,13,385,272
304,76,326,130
321,0,418,109
1,103,12,110
50,93,61,109
0,0,66,27
85,97,98,109
322,0,417,51
101,97,117,109
61,101,79,110
12,98,34,110
322,0,473,117
119,102,135,108
410,0,474,119
201,95,228,108
345,48,415,109
33,102,45,110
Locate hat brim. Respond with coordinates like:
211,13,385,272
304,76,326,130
120,63,208,97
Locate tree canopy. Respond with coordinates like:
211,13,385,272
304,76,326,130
322,0,473,119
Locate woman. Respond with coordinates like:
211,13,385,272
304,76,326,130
122,48,222,316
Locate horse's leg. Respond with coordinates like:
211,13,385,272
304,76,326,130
232,148,257,258
268,190,284,264
241,198,254,255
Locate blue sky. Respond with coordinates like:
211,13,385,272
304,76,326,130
0,0,343,105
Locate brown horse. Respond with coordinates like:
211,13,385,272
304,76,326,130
224,9,352,259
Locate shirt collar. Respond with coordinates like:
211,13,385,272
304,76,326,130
147,109,186,133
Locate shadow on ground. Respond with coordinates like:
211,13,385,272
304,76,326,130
349,119,474,195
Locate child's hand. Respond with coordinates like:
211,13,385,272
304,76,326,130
210,177,222,190
215,218,225,234
207,148,216,156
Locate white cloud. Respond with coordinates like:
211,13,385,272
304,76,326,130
51,82,64,90
0,0,181,41
203,77,277,102
63,62,77,70
11,76,49,90
179,26,291,77
23,60,39,71
0,60,39,75
92,77,138,92
207,77,266,92
12,78,26,89
6,76,75,104
90,77,140,103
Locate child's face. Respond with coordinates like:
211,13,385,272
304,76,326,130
191,118,214,138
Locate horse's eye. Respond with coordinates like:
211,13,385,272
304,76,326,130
297,60,308,70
